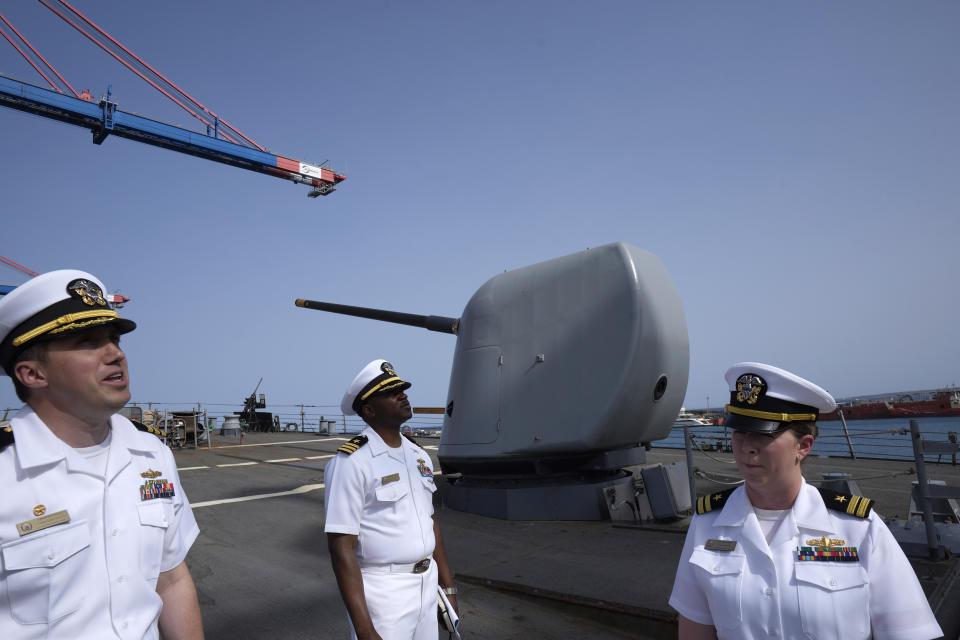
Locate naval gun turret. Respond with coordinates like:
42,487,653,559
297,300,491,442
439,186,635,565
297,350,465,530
296,242,689,520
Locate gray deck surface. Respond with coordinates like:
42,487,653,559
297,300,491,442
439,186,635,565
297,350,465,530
172,432,960,639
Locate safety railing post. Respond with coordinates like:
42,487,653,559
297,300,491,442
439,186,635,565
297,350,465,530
684,425,697,512
910,419,944,561
838,409,856,458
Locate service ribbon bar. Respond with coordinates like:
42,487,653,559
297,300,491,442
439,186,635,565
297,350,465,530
797,546,859,562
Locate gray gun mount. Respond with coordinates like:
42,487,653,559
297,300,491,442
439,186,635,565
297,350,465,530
297,242,689,520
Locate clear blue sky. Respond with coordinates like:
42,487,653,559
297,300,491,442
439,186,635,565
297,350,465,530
1,1,958,421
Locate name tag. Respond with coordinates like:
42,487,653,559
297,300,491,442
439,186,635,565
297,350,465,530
705,539,737,552
381,473,400,485
17,510,71,537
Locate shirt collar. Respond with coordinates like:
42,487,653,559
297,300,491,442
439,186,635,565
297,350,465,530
11,405,69,469
713,479,834,533
12,406,155,475
362,426,409,462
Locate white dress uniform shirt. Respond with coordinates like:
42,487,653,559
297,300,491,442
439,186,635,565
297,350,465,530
0,406,200,640
669,480,942,640
324,426,439,640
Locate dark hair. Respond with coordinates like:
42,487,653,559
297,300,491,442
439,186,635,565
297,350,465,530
10,341,50,403
787,421,818,440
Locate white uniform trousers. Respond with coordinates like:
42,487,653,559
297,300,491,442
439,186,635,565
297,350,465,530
351,560,438,640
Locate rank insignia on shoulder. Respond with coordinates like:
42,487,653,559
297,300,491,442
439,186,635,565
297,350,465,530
0,424,13,451
337,435,368,455
132,420,167,438
402,433,420,447
818,487,874,518
696,487,736,515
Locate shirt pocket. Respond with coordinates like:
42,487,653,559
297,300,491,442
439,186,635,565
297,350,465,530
421,475,437,494
374,482,409,504
1,520,91,624
795,561,869,639
137,502,172,579
689,548,744,631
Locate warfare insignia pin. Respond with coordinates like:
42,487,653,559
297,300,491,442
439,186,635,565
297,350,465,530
33,504,46,516
140,477,176,501
417,458,433,477
67,278,107,307
736,374,766,405
141,469,162,479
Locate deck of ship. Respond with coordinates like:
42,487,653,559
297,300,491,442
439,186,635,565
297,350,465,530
173,433,960,639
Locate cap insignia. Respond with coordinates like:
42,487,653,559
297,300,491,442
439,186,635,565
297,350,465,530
736,374,766,405
67,279,107,307
381,361,397,376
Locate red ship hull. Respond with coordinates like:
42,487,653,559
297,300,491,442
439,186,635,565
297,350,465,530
818,390,960,421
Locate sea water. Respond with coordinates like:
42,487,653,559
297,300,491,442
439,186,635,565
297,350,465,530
655,416,960,462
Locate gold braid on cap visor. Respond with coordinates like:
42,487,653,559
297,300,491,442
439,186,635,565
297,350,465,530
725,404,818,423
12,310,120,347
358,376,405,403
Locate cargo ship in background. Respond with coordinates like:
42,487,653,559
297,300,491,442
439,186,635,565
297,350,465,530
819,386,960,420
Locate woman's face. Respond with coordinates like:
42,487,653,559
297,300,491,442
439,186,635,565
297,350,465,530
732,428,814,492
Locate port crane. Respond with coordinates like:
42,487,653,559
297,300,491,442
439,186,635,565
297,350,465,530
0,253,129,306
0,1,344,198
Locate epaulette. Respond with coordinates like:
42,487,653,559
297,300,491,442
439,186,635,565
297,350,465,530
337,435,368,455
696,487,736,515
819,487,873,518
132,420,167,439
402,433,419,448
0,424,14,451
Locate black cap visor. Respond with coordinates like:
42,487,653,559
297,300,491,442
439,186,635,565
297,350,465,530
724,411,792,435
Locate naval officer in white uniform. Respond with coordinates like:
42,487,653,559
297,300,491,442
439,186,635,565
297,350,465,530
325,359,457,640
0,270,203,639
669,362,942,640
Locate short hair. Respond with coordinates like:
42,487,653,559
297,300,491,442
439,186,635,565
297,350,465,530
787,421,818,440
9,341,50,403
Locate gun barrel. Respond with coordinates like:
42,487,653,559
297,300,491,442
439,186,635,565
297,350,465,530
295,299,459,335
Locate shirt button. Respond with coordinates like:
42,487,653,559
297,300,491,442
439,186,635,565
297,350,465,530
112,528,120,537
829,577,838,586
764,587,773,596
117,575,126,584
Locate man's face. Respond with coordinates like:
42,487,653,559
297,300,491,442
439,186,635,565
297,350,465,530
35,325,131,421
363,389,412,427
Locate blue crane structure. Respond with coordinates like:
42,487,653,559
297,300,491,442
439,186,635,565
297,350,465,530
0,1,345,198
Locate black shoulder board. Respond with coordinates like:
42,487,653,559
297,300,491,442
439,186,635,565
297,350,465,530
696,487,736,515
337,435,368,455
0,425,14,451
132,419,167,439
819,487,873,518
402,433,420,448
